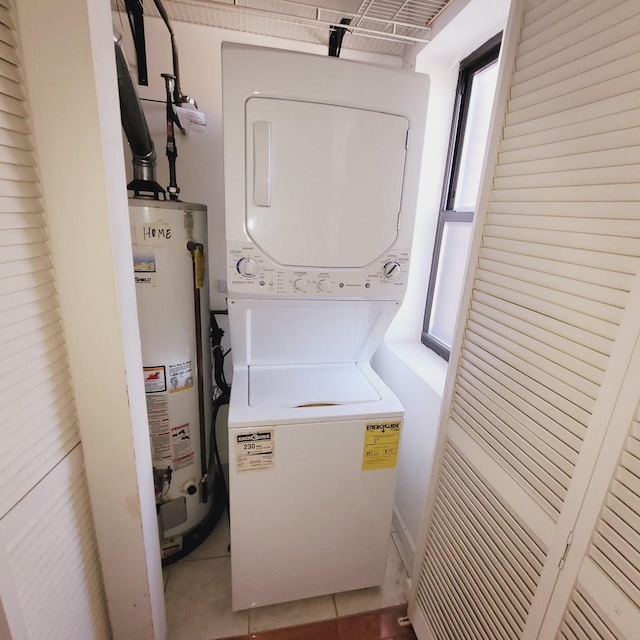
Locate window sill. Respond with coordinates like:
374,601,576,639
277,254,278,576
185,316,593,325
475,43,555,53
382,340,449,398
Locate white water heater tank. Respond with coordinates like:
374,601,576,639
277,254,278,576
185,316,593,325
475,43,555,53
129,199,212,550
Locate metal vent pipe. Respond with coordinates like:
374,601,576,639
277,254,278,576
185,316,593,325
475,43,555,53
114,31,164,197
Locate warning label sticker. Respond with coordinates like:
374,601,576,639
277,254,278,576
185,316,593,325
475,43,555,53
171,422,194,470
151,431,171,464
145,372,170,465
234,430,274,472
362,421,402,471
169,361,193,393
146,393,169,434
144,366,166,393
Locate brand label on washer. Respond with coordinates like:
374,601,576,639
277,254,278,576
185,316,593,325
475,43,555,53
362,421,402,471
234,430,274,471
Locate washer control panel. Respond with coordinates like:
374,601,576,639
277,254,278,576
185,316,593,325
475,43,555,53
227,242,410,298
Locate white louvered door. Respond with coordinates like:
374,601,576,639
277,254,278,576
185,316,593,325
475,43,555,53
555,403,640,640
410,0,640,638
0,0,110,637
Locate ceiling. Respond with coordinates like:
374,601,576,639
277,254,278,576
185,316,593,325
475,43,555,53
113,0,455,57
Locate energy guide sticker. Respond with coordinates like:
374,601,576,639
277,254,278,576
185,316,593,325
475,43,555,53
235,430,274,471
362,421,402,471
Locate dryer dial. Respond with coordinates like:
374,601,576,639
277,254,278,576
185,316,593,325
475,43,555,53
236,257,258,277
382,261,402,280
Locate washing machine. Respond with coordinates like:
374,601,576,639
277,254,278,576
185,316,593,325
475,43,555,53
221,43,429,610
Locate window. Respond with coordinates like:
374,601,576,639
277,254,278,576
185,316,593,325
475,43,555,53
422,33,502,360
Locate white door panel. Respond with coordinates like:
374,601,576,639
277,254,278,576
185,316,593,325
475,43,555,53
245,98,408,268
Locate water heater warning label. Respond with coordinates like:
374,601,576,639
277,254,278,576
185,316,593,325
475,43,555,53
144,366,166,393
171,422,194,470
234,431,274,471
362,421,402,471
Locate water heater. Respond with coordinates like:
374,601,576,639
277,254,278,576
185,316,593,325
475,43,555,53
129,198,217,562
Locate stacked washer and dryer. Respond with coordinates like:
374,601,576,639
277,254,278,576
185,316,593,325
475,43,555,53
222,43,429,611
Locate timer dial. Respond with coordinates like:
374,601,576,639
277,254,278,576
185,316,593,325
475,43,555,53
236,257,258,277
382,261,402,280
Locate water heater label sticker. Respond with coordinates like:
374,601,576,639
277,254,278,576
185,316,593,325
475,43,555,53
133,246,156,272
362,421,402,471
151,432,171,464
137,222,173,246
146,386,171,464
171,423,194,469
235,431,274,471
144,366,166,393
169,361,194,393
146,393,169,432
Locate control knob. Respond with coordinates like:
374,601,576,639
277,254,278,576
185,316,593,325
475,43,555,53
318,278,331,292
236,257,258,278
294,278,307,291
382,261,402,280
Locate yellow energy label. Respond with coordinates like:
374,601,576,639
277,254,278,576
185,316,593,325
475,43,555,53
362,420,402,471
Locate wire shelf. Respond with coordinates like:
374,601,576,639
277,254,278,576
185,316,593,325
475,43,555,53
113,0,453,56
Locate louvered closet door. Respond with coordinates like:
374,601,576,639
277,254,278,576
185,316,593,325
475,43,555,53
411,0,640,638
0,0,79,516
557,403,640,640
0,0,110,637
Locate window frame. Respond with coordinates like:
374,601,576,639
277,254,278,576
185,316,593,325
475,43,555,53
421,32,502,361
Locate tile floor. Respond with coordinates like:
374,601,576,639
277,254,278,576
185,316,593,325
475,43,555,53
218,604,418,640
163,511,411,640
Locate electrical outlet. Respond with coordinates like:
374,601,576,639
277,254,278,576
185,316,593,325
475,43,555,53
218,279,228,293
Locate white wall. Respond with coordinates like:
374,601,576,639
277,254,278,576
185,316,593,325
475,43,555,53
372,0,511,571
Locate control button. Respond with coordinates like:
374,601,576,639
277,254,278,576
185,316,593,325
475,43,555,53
318,278,331,292
294,278,307,291
383,261,402,280
236,257,258,277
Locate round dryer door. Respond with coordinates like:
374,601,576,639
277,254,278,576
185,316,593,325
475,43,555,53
245,97,409,269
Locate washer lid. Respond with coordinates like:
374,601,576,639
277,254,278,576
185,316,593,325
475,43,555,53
245,98,408,268
248,363,381,408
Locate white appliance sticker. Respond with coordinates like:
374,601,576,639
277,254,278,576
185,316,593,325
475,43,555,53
133,247,157,286
133,246,157,272
168,361,193,393
234,430,274,471
144,366,166,393
171,422,194,469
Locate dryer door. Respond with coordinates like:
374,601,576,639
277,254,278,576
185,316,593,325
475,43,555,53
245,97,408,269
